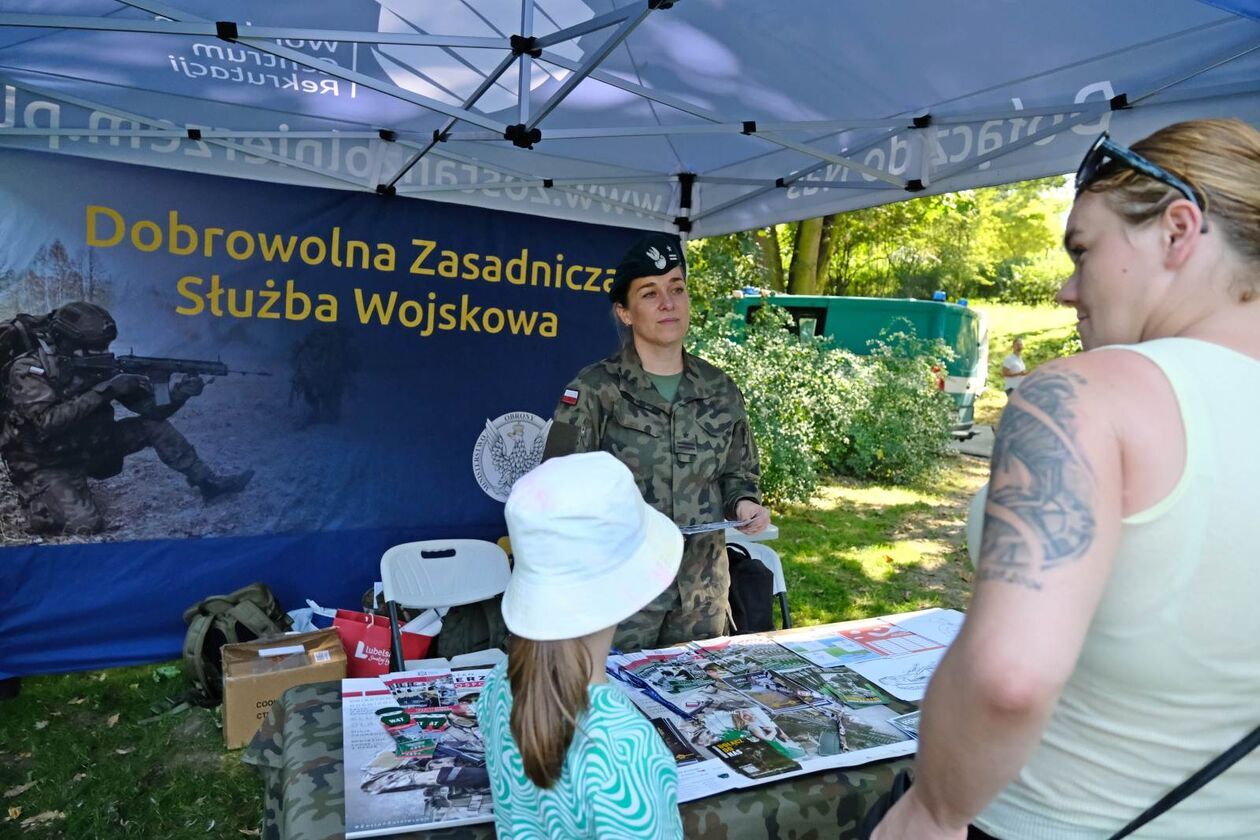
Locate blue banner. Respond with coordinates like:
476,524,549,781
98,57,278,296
0,148,639,678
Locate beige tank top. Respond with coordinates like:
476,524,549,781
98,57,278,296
976,338,1260,839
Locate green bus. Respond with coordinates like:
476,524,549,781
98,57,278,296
731,293,989,438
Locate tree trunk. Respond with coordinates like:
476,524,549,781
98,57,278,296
815,213,842,292
754,226,785,291
788,216,824,294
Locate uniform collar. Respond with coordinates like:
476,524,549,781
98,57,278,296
609,342,714,408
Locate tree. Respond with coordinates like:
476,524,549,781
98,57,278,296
699,176,1068,305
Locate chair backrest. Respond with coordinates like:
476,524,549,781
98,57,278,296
381,539,510,610
728,536,787,596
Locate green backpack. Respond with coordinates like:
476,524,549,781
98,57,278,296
181,583,293,707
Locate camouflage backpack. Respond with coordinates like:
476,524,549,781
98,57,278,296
0,313,51,384
181,582,292,707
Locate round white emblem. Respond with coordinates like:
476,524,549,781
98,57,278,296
473,412,553,502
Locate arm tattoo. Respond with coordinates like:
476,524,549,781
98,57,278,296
979,371,1096,590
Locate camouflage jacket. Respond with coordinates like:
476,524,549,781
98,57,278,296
1,347,115,468
545,343,761,604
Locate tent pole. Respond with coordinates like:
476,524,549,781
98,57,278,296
525,4,656,132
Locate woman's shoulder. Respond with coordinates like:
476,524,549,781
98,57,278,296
684,351,741,394
568,351,624,390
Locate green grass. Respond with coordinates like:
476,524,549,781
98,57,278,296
0,663,260,837
0,454,991,837
971,301,1079,427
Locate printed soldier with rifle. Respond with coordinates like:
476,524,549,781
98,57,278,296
0,301,265,535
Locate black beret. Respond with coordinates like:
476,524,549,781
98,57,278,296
609,233,686,303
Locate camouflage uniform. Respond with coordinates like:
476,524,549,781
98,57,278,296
290,328,359,427
544,343,761,651
242,681,912,840
1,346,229,534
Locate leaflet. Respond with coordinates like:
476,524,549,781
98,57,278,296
679,518,750,536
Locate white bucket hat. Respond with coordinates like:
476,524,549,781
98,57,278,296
501,451,683,641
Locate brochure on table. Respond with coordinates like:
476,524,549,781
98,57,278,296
341,608,964,837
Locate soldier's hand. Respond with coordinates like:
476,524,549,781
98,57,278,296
172,374,206,401
97,373,152,399
734,499,771,535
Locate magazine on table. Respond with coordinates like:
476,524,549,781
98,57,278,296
342,668,494,839
342,610,950,833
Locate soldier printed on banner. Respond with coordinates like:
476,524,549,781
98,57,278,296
0,301,253,536
289,325,361,428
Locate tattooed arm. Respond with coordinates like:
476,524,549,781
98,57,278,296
874,356,1126,839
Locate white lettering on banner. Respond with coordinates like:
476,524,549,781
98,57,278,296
0,83,670,222
786,79,1114,199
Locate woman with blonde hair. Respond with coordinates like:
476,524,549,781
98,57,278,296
479,451,685,839
875,118,1260,838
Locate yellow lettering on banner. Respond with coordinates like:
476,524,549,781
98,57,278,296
507,309,538,333
438,302,457,330
355,289,397,323
259,233,298,262
131,220,162,252
226,230,255,260
483,307,504,334
540,312,558,338
462,252,480,280
437,250,459,278
169,210,198,255
506,250,527,285
374,244,396,273
584,268,603,293
299,236,326,265
409,239,436,275
86,204,125,247
176,275,204,315
482,255,502,283
398,300,424,329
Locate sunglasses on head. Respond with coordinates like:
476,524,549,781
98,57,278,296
1075,132,1208,233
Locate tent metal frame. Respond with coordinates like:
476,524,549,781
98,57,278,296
1,2,1257,234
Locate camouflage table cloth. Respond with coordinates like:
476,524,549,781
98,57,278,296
242,681,912,840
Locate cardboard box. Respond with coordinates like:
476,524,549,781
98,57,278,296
222,627,346,749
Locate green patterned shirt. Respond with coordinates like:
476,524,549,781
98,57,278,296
479,662,683,839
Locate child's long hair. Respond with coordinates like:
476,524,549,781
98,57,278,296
507,635,592,789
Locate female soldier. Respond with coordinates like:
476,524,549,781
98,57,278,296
544,232,770,651
874,119,1260,838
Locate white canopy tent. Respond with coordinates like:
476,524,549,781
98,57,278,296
0,0,1258,237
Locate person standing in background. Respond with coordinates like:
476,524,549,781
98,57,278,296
1000,337,1027,395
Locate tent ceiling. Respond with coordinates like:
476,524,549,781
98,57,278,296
1,0,1258,235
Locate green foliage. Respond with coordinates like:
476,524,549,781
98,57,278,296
991,247,1074,305
717,176,1071,305
689,311,955,503
829,325,956,484
684,230,762,318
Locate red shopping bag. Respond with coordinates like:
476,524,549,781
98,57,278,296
333,609,432,677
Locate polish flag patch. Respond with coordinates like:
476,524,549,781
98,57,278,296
561,388,580,405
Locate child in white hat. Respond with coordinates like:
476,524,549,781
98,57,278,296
478,451,685,839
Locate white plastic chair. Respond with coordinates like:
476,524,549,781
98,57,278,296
727,535,792,629
381,539,511,672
